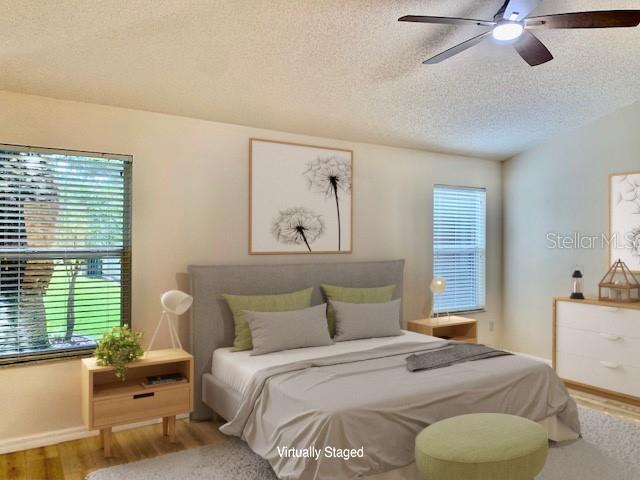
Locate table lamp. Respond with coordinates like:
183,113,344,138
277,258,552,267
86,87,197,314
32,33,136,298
430,277,447,321
146,290,193,352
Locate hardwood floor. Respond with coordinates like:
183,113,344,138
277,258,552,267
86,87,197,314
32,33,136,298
0,419,227,480
569,388,640,424
2,392,639,480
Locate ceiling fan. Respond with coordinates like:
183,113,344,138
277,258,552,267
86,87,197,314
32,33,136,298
399,0,640,66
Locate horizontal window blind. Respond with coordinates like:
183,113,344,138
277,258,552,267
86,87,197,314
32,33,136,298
433,185,486,314
0,145,131,365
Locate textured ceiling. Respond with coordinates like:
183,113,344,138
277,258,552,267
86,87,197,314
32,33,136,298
1,0,639,159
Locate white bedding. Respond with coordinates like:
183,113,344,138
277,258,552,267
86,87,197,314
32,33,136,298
211,330,440,395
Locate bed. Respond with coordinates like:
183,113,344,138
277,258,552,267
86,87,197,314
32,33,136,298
189,260,580,480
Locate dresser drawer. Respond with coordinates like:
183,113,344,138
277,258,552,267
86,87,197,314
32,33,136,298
557,326,640,368
93,385,190,428
557,352,640,397
556,301,640,338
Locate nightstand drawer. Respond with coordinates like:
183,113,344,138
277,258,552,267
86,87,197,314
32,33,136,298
93,385,190,428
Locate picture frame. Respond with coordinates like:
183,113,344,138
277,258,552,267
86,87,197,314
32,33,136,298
609,171,640,272
249,138,353,255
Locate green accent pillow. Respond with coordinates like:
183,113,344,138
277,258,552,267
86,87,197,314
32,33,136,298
223,288,313,351
321,284,396,337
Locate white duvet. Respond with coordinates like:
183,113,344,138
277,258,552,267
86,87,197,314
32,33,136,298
211,330,441,395
219,337,581,480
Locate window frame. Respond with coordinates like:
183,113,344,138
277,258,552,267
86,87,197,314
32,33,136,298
0,143,132,366
432,184,487,315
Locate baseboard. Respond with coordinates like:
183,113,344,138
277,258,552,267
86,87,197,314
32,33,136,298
485,344,552,366
0,413,189,455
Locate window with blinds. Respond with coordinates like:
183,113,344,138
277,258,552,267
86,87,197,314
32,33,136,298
433,185,486,314
0,145,131,365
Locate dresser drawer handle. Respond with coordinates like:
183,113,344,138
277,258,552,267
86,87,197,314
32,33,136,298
599,333,621,341
599,361,620,369
133,392,155,400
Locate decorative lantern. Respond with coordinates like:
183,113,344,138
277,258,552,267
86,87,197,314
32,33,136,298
598,259,640,303
570,269,585,300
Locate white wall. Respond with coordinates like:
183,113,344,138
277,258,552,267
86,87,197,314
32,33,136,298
0,91,502,447
502,101,640,359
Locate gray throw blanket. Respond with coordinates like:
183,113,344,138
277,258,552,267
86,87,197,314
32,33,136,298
406,342,512,372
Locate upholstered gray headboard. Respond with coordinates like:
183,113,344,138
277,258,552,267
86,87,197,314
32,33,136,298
188,259,405,420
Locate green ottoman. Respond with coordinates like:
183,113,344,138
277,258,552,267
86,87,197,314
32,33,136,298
415,413,548,480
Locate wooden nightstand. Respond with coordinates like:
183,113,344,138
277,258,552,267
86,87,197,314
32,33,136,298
81,349,193,457
408,316,478,343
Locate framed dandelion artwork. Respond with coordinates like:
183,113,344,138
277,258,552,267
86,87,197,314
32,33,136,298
249,138,353,254
610,171,640,272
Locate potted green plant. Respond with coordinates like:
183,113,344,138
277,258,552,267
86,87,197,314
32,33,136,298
95,325,144,381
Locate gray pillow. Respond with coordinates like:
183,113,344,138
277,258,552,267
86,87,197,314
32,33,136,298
331,299,402,342
244,303,333,355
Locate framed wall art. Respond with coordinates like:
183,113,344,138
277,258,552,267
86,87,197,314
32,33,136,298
249,138,353,254
610,171,640,272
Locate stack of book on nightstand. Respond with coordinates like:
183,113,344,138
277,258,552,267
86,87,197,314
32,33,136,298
141,373,187,388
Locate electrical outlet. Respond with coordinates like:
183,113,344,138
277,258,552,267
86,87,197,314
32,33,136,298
489,321,495,332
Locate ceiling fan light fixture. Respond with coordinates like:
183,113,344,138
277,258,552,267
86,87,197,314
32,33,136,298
492,22,524,41
400,3,640,67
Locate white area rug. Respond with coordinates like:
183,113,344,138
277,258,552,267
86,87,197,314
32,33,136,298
87,407,640,480
539,407,640,480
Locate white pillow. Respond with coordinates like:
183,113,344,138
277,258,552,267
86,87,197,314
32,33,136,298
244,303,333,355
331,299,402,342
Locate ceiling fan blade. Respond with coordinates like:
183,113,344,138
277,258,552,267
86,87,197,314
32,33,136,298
525,10,640,29
502,0,542,21
398,15,495,27
513,30,553,66
423,31,492,64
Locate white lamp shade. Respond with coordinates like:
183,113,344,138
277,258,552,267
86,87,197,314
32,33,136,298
161,290,193,315
430,277,447,295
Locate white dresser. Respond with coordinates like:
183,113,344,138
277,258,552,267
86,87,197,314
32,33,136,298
554,297,640,405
